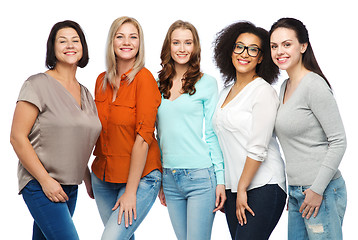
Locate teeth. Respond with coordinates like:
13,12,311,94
239,60,248,64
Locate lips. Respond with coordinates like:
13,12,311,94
120,47,133,51
238,59,249,65
277,57,289,64
64,51,76,55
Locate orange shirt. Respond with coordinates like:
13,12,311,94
92,68,162,183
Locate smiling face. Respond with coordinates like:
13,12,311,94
113,22,140,62
170,28,194,66
54,27,83,66
231,33,262,77
270,27,307,71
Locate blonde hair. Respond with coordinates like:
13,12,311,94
103,16,145,90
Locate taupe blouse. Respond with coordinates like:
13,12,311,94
17,73,101,193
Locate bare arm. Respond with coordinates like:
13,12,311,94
236,157,262,225
10,101,68,202
112,134,148,227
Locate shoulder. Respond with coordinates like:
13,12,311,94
302,72,332,97
196,73,218,90
135,67,155,80
26,73,49,85
254,78,278,96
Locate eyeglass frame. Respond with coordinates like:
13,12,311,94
233,43,262,57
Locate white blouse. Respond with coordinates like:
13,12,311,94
213,78,286,192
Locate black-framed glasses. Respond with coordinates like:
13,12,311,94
233,43,261,57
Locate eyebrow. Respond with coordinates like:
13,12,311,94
236,41,260,47
270,39,293,44
58,36,80,39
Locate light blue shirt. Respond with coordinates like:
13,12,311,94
156,74,225,185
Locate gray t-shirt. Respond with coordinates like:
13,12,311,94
275,72,346,195
17,73,102,193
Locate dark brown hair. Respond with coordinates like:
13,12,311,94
269,18,330,88
158,20,202,99
46,20,89,69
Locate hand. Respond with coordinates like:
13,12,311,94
236,190,255,226
84,177,94,199
213,184,226,212
112,192,137,228
158,186,167,207
40,177,68,203
299,188,323,219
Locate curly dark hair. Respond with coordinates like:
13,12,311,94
213,21,279,87
158,20,202,99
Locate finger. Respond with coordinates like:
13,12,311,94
129,209,133,226
246,205,255,217
236,208,243,226
302,206,310,218
313,206,320,218
306,207,315,219
124,210,129,228
112,200,120,211
299,203,306,213
133,207,137,221
59,190,69,202
118,207,123,225
241,208,247,225
215,195,220,208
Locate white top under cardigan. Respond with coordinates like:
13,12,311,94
213,78,286,192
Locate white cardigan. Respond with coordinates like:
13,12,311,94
213,78,286,192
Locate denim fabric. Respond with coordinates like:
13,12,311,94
91,170,161,240
21,179,79,240
288,176,347,240
162,167,217,240
224,184,286,240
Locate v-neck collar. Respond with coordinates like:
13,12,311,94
44,72,83,109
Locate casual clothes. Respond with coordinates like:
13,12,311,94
91,68,162,239
213,77,286,239
92,68,162,183
17,73,101,193
157,73,224,184
275,72,346,195
157,73,224,240
275,72,347,239
213,77,286,192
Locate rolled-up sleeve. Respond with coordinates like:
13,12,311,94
247,86,279,162
135,70,161,145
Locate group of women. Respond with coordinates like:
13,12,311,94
10,15,347,240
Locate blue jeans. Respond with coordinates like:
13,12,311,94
21,179,79,240
224,184,286,240
288,176,347,240
162,167,217,240
91,170,161,240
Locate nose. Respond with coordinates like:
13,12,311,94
179,43,185,52
277,45,284,55
66,41,74,48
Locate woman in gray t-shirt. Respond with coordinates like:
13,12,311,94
10,20,101,239
270,18,347,240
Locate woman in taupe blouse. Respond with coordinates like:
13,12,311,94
10,20,101,239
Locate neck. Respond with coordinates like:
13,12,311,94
117,58,135,77
286,62,310,84
174,62,189,81
235,71,257,87
47,62,77,83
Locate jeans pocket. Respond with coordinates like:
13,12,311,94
187,168,211,181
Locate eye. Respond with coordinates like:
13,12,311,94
270,44,277,49
284,43,291,47
131,36,138,39
172,41,179,45
236,44,245,50
116,35,123,39
249,47,259,53
185,41,193,45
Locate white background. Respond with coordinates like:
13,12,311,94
1,0,357,239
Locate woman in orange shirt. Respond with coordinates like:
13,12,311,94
91,16,162,239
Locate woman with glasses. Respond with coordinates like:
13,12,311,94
213,21,286,240
156,20,226,240
270,18,347,240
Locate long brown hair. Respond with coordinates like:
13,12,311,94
158,20,202,99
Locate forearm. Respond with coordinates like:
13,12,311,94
125,134,149,195
11,134,50,185
237,157,262,192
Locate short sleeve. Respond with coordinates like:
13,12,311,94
135,69,161,145
17,80,42,112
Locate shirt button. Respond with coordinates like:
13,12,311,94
172,170,176,174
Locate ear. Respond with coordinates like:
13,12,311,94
258,54,263,64
301,43,308,54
